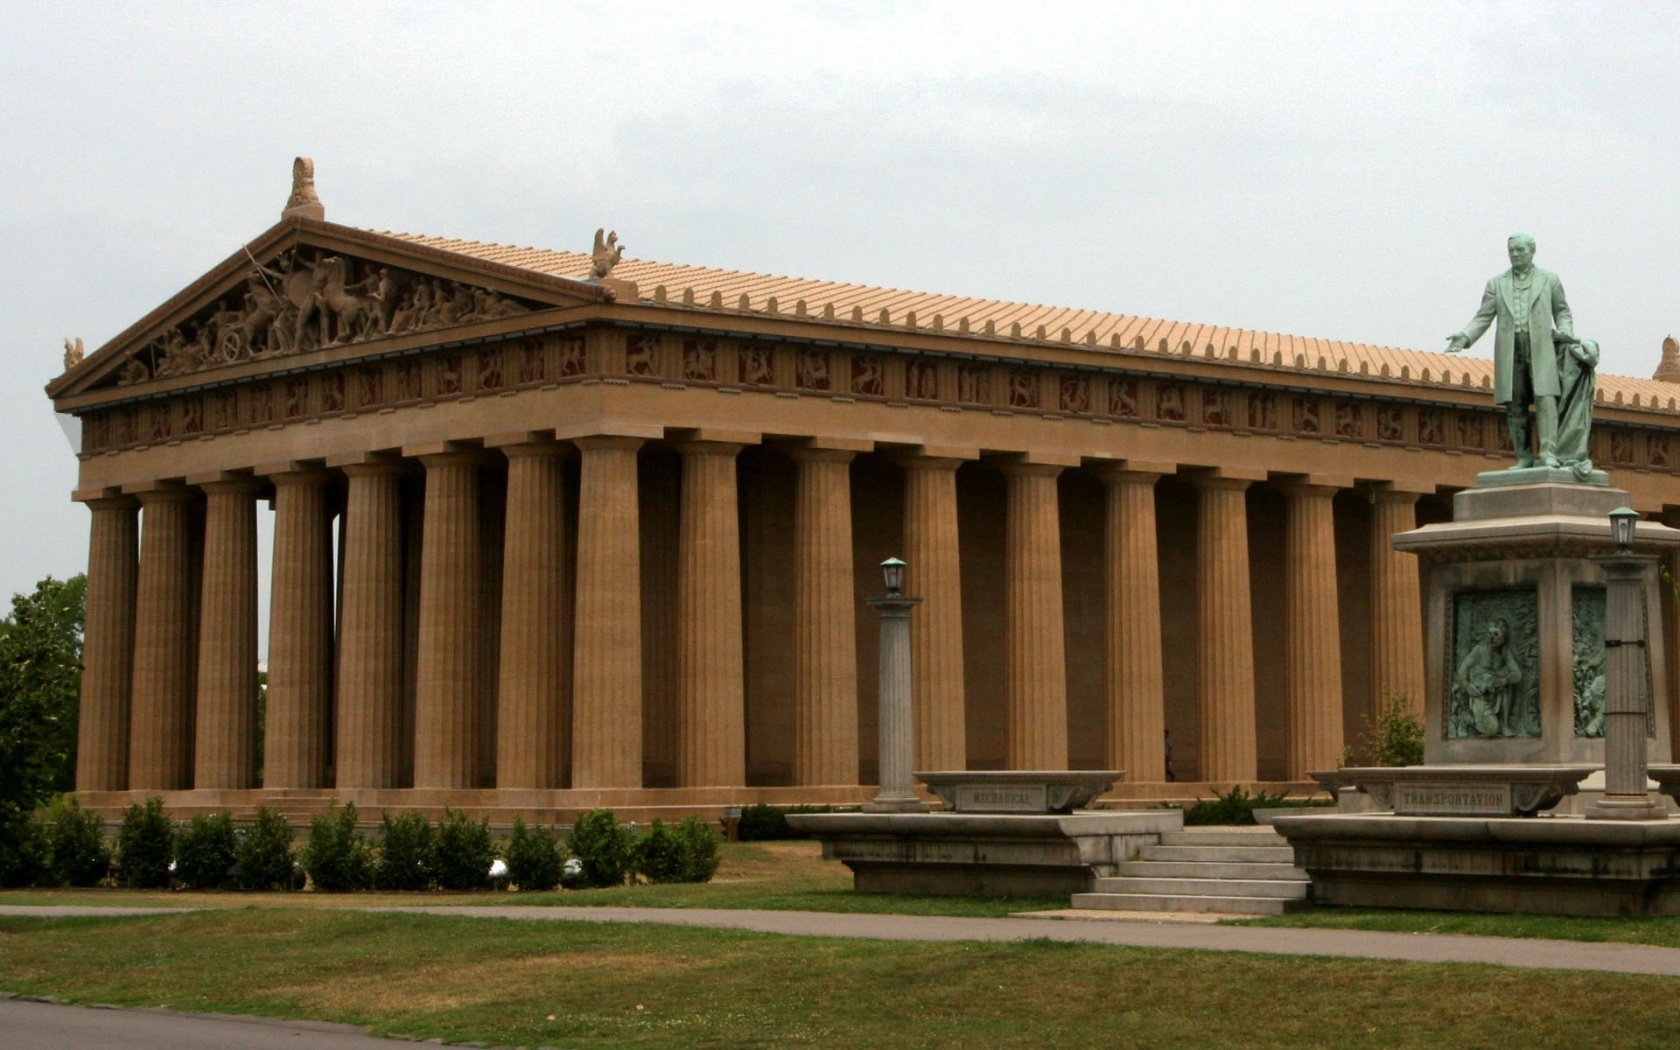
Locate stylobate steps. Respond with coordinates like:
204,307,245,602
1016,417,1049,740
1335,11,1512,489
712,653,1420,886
1070,825,1311,916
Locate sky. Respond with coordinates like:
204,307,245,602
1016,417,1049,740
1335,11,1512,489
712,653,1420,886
2,0,1678,620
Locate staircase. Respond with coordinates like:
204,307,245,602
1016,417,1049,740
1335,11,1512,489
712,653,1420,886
1071,825,1311,916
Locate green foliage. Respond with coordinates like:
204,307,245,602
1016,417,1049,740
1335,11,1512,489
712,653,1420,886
374,810,436,891
236,807,297,890
0,575,86,886
567,808,631,888
505,818,563,891
302,802,372,891
633,820,686,884
675,815,721,883
1344,695,1426,768
175,811,238,889
432,809,494,891
1182,785,1294,826
116,797,174,888
735,803,828,841
40,795,110,887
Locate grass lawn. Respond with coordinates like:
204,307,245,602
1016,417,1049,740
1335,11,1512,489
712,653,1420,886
0,841,1064,918
1236,905,1680,949
4,908,1680,1049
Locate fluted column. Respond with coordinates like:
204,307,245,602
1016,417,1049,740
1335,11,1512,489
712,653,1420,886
76,496,137,791
1098,468,1167,782
572,437,645,788
129,487,198,790
413,452,482,789
901,456,966,772
193,479,262,789
1001,462,1068,771
1370,489,1426,717
335,462,406,788
1281,483,1345,779
495,443,571,789
793,447,859,785
265,470,335,789
677,441,746,786
1193,475,1257,782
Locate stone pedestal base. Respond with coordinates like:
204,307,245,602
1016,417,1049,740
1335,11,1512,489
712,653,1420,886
1273,811,1680,916
787,810,1181,896
1587,795,1669,821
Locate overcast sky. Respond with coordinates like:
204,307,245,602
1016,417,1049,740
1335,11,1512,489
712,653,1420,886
3,1,1678,618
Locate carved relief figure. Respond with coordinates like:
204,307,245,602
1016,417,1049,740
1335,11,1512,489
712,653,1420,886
519,339,546,384
591,229,625,279
1157,385,1185,422
1649,434,1669,470
1292,396,1318,434
739,345,772,385
478,348,502,391
62,337,84,370
1457,412,1483,450
1110,379,1139,417
357,365,383,408
182,397,203,435
1201,388,1226,427
1418,408,1443,446
149,403,171,442
398,359,423,401
1377,404,1404,442
852,355,884,396
1060,376,1089,414
683,338,716,382
284,378,308,418
558,337,586,377
958,365,986,404
323,373,345,413
1452,619,1524,738
1008,369,1037,408
440,353,463,395
1247,392,1277,431
1334,401,1359,439
797,350,830,390
1611,429,1633,466
906,360,937,400
626,334,658,376
1572,587,1607,738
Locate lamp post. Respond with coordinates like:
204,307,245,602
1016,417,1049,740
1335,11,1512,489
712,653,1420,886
865,557,926,812
1588,506,1666,820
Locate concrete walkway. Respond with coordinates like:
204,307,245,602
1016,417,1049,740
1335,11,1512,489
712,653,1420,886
7,903,1680,977
0,998,428,1049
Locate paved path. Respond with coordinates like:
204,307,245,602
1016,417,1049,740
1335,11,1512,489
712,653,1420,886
11,901,1680,977
0,998,428,1049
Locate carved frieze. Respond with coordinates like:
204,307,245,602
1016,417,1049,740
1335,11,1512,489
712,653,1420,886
115,247,539,386
852,355,884,397
1448,588,1540,740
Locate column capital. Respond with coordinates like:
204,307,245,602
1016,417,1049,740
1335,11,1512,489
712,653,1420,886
128,483,195,504
997,460,1064,479
73,485,130,505
268,468,337,487
417,450,486,470
193,477,265,496
1185,472,1254,492
894,454,967,473
1086,458,1176,480
573,435,646,454
674,439,745,458
1367,485,1425,506
340,460,408,479
79,493,139,511
790,446,857,465
497,440,571,461
1274,481,1345,500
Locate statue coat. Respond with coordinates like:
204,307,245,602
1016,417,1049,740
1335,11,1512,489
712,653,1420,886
1453,267,1573,405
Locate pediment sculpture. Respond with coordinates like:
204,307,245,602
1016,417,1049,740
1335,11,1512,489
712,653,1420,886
115,248,540,385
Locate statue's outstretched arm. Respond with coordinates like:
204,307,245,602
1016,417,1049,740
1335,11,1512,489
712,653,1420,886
1448,280,1498,352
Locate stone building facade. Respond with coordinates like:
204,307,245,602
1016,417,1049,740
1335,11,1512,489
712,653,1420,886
46,173,1680,820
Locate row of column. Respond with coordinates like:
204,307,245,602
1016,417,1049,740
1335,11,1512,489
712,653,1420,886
76,448,1429,793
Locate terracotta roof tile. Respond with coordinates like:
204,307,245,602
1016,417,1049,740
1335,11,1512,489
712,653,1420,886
371,229,1673,412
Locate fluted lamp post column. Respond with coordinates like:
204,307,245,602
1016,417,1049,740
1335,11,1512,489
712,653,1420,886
865,557,926,812
1588,506,1666,820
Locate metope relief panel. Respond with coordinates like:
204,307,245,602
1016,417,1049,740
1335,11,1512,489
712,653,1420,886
1007,369,1038,409
852,355,885,397
1447,588,1541,740
1110,378,1139,418
739,344,773,386
906,359,937,400
682,338,717,382
1059,375,1089,414
796,350,831,391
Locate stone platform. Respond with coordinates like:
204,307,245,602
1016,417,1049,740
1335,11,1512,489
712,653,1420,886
788,810,1182,896
1272,812,1680,916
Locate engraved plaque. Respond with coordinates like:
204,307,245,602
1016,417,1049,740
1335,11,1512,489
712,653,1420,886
953,784,1047,813
1393,783,1511,816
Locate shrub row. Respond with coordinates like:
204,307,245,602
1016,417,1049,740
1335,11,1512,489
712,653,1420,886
5,799,721,892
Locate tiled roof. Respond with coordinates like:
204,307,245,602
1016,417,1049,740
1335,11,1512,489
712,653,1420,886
376,231,1680,413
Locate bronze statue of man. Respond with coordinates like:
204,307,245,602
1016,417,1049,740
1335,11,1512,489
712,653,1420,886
1445,234,1574,468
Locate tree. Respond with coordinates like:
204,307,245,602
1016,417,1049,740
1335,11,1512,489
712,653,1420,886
0,574,86,885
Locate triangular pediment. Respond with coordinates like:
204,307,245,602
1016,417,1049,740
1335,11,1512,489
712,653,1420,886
49,219,607,402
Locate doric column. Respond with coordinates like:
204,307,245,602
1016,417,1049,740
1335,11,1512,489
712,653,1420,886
413,451,483,790
1097,466,1169,782
1280,482,1345,779
572,436,645,788
76,495,137,791
1001,461,1068,771
192,478,262,789
792,447,859,786
494,442,572,789
676,441,746,786
335,461,406,789
1192,474,1258,782
900,456,967,772
1370,488,1426,717
129,487,198,790
265,470,336,789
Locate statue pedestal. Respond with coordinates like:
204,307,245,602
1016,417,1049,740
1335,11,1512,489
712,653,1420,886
1392,475,1680,768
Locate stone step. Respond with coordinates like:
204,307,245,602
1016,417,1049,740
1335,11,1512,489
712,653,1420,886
1137,844,1297,864
1070,892,1299,916
1117,860,1308,880
1162,829,1290,846
1092,875,1310,899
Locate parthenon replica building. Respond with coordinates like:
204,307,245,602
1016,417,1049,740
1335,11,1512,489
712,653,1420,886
46,162,1680,820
